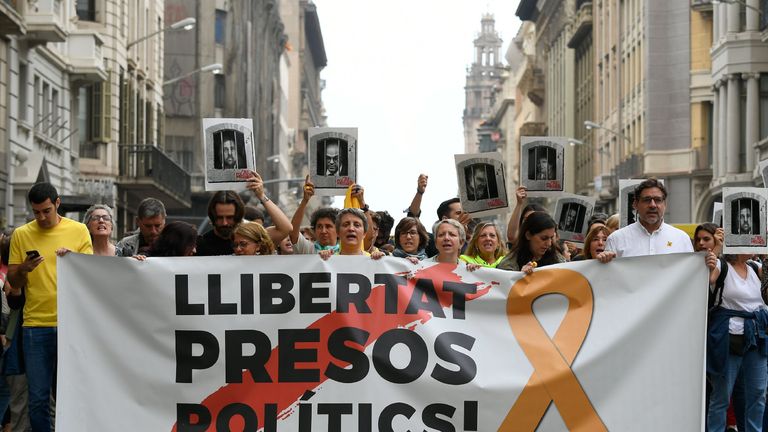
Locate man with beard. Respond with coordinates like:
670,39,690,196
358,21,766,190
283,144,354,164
596,178,693,260
196,190,245,256
738,205,754,235
222,136,238,169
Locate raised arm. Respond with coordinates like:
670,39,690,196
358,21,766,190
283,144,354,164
289,175,314,244
407,174,428,218
246,170,294,245
506,186,527,244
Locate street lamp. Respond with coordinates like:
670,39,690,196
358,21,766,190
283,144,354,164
127,17,196,49
568,137,610,154
163,63,222,87
584,120,631,143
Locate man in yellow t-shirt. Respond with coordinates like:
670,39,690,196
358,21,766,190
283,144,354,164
7,182,92,432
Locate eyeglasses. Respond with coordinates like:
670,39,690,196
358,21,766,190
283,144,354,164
90,215,112,222
233,240,259,250
400,230,419,237
638,196,665,205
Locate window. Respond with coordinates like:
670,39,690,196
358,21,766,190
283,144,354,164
215,10,226,45
145,99,153,145
214,74,225,109
41,82,50,133
78,87,97,158
76,0,96,21
157,103,164,148
18,63,26,121
165,135,194,171
91,82,102,140
33,76,40,128
137,93,144,144
50,89,58,140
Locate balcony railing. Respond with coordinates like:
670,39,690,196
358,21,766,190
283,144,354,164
118,144,190,206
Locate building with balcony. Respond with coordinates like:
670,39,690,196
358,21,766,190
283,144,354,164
279,0,329,222
707,0,768,221
0,0,188,234
510,21,546,177
517,0,695,220
463,14,505,155
72,0,187,237
690,0,715,222
2,0,113,227
568,0,595,196
484,40,521,224
164,0,287,224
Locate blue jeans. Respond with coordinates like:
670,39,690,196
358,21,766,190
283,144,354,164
22,327,56,432
708,346,768,432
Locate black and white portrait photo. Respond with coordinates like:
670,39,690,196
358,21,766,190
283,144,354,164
203,118,256,191
213,129,247,170
619,179,665,228
723,187,768,254
309,127,357,195
464,163,499,202
520,137,565,192
455,153,508,217
316,138,348,177
529,147,556,181
554,194,595,244
730,198,760,235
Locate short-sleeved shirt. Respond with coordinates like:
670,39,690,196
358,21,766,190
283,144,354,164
604,221,693,258
9,217,93,327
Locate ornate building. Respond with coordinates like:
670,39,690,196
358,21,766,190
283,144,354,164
0,0,173,232
706,0,768,221
463,14,504,155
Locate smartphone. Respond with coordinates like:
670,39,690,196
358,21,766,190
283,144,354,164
26,250,40,259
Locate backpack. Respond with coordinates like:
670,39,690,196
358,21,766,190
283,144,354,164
709,258,761,311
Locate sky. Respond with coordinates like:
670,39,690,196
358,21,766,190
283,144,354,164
314,0,520,226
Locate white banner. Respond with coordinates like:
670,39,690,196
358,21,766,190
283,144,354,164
57,253,707,431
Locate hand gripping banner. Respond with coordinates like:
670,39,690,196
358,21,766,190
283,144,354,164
501,269,606,431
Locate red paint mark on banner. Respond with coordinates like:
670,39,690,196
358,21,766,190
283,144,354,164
171,263,492,431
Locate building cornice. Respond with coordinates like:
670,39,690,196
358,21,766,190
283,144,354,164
304,2,327,69
516,0,539,21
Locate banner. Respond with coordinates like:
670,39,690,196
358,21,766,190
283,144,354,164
57,253,707,431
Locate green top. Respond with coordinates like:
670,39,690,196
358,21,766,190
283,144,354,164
459,254,505,268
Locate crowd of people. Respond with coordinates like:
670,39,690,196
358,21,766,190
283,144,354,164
0,169,760,431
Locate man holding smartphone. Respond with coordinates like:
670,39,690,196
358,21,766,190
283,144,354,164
7,182,92,432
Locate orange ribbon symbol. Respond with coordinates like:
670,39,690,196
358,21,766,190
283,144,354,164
499,269,607,431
